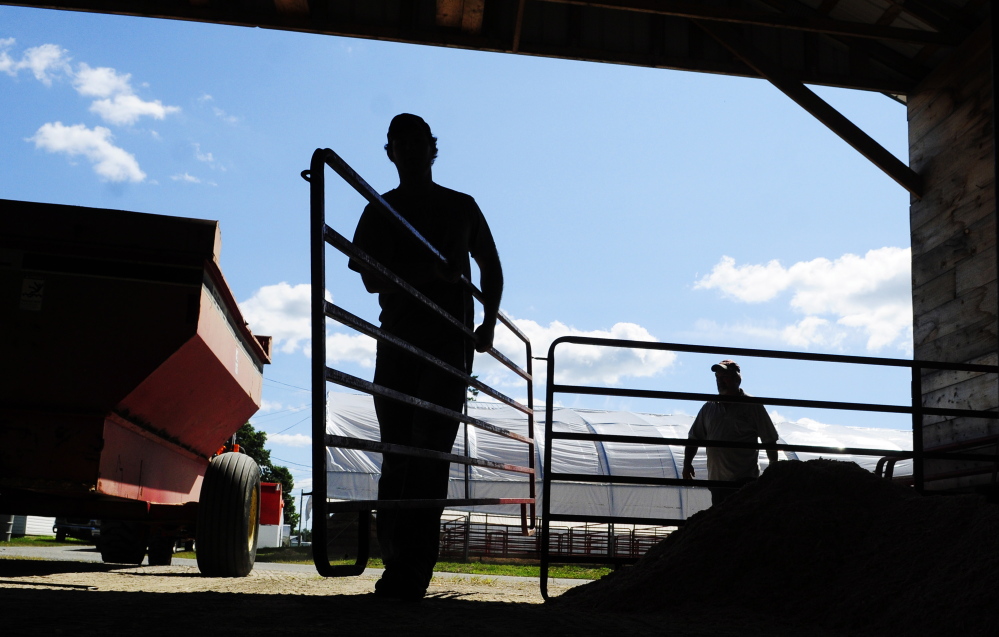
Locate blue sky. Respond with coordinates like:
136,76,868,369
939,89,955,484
1,6,915,496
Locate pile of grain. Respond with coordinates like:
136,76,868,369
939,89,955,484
554,459,998,636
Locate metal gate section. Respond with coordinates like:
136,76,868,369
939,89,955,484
305,148,536,577
540,336,998,598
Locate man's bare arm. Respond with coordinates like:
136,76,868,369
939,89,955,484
766,445,779,467
682,445,697,480
472,250,503,352
471,223,503,353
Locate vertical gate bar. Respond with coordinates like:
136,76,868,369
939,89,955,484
992,2,999,486
525,340,536,533
540,341,558,599
309,149,333,576
912,364,924,493
463,402,470,500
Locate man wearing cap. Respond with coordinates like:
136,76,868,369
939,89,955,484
682,360,780,505
349,114,503,600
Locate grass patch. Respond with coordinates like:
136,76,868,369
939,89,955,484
430,561,610,580
7,536,610,580
0,535,93,548
181,543,611,580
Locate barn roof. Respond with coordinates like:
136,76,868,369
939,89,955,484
6,0,989,96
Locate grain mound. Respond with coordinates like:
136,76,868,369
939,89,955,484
554,459,998,636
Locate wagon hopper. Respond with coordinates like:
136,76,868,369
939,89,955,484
0,198,271,576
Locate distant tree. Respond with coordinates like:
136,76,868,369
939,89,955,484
236,422,298,531
467,374,480,402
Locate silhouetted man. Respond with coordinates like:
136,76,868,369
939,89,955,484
683,360,779,506
349,114,503,600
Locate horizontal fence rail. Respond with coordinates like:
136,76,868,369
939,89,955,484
539,336,999,598
439,518,671,562
307,148,536,578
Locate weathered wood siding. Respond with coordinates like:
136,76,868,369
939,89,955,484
908,24,997,490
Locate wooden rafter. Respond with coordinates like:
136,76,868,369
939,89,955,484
695,19,924,197
536,0,957,43
757,0,929,83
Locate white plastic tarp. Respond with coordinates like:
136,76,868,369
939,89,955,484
325,392,912,521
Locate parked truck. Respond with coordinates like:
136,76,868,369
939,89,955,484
0,199,271,576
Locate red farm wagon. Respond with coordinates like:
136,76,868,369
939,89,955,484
0,199,271,576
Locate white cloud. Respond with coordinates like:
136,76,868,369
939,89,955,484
770,412,911,454
239,283,315,354
89,93,180,126
694,256,791,303
326,332,377,367
18,43,72,85
193,142,214,162
197,93,239,123
694,248,912,352
238,283,673,384
27,122,145,182
238,282,674,386
1,40,179,126
295,477,313,494
0,39,16,76
780,316,845,350
212,106,239,124
267,433,312,447
260,399,283,412
170,172,216,186
483,318,677,386
1,40,72,85
239,282,372,365
72,63,131,97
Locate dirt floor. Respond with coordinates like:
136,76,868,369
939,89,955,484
0,555,856,636
4,460,995,636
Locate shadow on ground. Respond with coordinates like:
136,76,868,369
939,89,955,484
0,558,852,637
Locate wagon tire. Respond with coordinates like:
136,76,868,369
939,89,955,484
196,452,260,577
55,529,66,542
98,520,148,565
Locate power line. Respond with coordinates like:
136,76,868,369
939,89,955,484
264,378,312,393
252,404,312,420
272,456,311,469
273,414,311,435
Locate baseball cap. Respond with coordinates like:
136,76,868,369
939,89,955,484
711,359,741,374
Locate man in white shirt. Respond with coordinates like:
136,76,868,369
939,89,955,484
682,359,780,505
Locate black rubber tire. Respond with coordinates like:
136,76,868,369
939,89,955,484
55,530,66,543
98,521,148,565
147,536,174,566
196,452,260,577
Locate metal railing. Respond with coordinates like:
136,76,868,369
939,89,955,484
438,516,670,561
304,148,536,577
539,336,999,598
